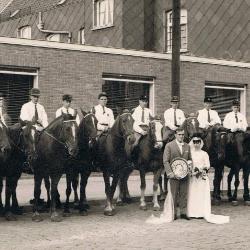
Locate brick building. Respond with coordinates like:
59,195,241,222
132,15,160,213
0,0,249,124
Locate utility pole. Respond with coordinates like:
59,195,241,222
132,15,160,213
171,0,181,98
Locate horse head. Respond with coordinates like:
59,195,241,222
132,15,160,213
80,111,98,150
148,117,164,149
0,120,11,161
213,128,228,161
112,110,135,145
181,116,201,143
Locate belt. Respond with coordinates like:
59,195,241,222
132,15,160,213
100,123,108,126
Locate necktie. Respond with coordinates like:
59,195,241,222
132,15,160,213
207,110,211,123
235,113,238,123
141,108,145,123
66,108,69,114
102,106,105,115
174,109,178,127
34,104,38,122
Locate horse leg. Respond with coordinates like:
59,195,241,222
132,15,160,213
227,168,234,201
213,164,223,204
32,174,43,222
232,167,240,205
44,175,51,209
72,172,79,208
110,171,120,211
152,169,161,211
0,177,4,215
123,168,133,203
103,171,113,216
11,174,23,215
139,170,147,210
164,173,168,193
5,177,16,221
243,166,250,205
79,171,91,216
50,174,63,222
64,171,72,215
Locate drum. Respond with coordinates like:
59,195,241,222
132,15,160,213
170,157,190,179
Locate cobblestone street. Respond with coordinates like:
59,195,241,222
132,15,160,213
0,173,250,250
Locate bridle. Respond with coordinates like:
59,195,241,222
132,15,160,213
115,112,134,140
149,119,164,144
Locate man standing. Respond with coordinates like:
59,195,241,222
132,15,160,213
163,127,192,220
93,92,115,135
20,88,48,131
56,94,80,125
132,95,153,147
197,97,221,129
223,99,248,133
163,96,186,142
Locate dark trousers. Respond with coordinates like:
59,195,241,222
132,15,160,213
169,178,188,216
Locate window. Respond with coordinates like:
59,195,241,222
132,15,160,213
18,26,31,39
166,9,187,52
93,0,114,29
205,82,246,120
46,34,61,42
102,74,154,117
78,28,85,44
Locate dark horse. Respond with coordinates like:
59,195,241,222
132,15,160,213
64,111,98,216
225,131,248,205
93,111,135,215
32,112,78,222
130,119,164,211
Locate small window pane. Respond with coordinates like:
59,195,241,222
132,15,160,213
19,26,31,39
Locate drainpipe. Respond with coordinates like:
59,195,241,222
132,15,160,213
37,12,72,43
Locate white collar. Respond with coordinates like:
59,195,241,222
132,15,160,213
176,139,184,146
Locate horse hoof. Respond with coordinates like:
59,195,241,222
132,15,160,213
73,202,80,209
83,203,90,210
116,200,124,206
32,213,43,222
51,214,62,222
79,210,88,216
5,212,17,221
244,201,250,206
232,200,239,206
153,206,160,211
104,210,115,216
139,205,147,211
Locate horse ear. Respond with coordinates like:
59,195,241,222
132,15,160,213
80,107,87,116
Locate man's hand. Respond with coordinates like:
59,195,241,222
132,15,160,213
141,130,147,136
167,172,175,179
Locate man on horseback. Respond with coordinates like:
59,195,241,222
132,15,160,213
56,94,80,125
223,99,248,142
0,92,8,126
197,97,221,130
163,96,186,142
131,95,153,148
20,88,48,131
93,92,114,137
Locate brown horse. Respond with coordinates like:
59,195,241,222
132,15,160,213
94,111,135,215
32,113,78,222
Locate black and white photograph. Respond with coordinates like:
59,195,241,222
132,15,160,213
0,0,250,249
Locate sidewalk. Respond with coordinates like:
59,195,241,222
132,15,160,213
14,168,244,206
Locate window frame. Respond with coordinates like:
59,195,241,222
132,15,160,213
17,25,31,39
92,0,114,30
166,9,188,53
78,28,85,44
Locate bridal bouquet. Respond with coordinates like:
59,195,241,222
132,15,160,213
192,167,208,180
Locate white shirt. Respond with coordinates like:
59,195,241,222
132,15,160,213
20,101,48,128
197,108,221,129
164,108,186,130
176,139,184,154
94,104,115,131
132,105,153,134
0,107,7,126
223,111,248,132
56,107,80,125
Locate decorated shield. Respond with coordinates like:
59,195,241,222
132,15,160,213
170,157,189,179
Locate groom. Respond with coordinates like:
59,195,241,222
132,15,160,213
163,127,192,220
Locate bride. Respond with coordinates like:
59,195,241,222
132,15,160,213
187,133,229,224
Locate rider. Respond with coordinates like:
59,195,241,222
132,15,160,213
132,95,153,148
223,99,248,142
20,88,48,131
163,96,186,142
0,92,8,126
93,92,115,136
56,94,80,125
197,97,221,130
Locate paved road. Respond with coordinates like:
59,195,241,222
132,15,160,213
0,169,250,250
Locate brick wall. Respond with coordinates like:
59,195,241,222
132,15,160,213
0,41,250,124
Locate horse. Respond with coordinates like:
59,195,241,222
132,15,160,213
130,119,164,210
64,111,98,216
225,131,246,205
32,112,79,222
93,111,135,215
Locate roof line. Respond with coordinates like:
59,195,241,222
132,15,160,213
0,0,14,14
0,36,250,69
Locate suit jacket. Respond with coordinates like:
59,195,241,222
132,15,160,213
163,140,191,176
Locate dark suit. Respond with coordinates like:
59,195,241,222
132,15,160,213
163,140,191,216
